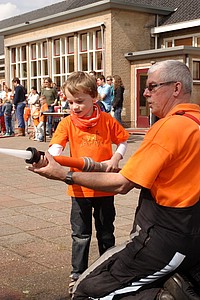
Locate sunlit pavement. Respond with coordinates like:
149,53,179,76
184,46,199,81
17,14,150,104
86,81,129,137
0,133,144,300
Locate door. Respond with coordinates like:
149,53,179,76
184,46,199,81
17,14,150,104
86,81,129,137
136,68,149,128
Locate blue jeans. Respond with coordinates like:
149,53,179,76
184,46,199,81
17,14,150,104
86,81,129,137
16,102,25,128
70,196,115,276
114,107,122,124
47,105,54,135
4,115,12,134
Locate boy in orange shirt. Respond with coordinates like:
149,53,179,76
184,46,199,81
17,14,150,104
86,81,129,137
47,72,129,294
32,102,40,141
35,95,49,142
24,101,31,135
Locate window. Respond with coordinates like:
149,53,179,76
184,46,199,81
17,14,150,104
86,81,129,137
164,35,198,48
174,37,192,46
80,34,87,51
193,61,200,80
54,39,60,56
96,31,102,49
78,29,103,73
68,36,74,54
43,41,47,58
31,44,36,59
30,41,49,91
10,45,27,89
52,36,75,86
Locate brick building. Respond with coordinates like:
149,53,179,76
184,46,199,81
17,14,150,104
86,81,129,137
0,0,200,127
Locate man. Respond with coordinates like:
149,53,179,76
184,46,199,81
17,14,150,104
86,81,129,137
97,75,112,112
13,77,26,136
28,60,200,300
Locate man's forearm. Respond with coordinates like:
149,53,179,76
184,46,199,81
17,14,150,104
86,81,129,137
71,171,125,193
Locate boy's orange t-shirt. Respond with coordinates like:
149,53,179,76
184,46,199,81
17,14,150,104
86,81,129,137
120,104,200,208
32,109,40,126
50,111,129,197
24,107,31,121
39,103,48,122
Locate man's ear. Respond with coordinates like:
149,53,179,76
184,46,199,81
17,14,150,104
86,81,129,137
173,82,181,96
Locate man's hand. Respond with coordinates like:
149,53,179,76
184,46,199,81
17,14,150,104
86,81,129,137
27,151,68,182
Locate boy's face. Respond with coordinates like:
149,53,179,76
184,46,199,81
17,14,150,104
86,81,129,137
65,88,95,118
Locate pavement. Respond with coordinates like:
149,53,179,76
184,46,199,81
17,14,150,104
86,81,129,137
0,133,144,300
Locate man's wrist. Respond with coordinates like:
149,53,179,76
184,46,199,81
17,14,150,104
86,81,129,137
64,171,74,185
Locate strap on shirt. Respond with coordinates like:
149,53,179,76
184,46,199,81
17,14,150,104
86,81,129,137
174,110,200,125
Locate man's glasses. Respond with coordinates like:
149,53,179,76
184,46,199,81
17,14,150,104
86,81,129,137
145,81,176,92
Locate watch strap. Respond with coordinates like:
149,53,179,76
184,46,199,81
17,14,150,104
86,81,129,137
64,171,74,185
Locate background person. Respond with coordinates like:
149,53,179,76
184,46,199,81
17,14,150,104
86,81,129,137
12,77,26,136
97,75,112,113
41,77,58,137
28,86,39,126
106,75,114,105
28,60,200,300
0,98,6,135
2,98,13,136
36,95,49,142
24,100,31,135
112,75,125,125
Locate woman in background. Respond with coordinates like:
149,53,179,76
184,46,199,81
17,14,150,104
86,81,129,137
112,75,125,125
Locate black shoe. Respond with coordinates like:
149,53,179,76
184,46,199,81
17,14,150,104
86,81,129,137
157,289,175,299
164,273,200,300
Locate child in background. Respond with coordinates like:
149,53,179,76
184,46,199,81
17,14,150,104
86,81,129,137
36,96,49,142
47,71,129,295
24,101,31,135
31,102,40,141
3,98,13,136
0,98,6,135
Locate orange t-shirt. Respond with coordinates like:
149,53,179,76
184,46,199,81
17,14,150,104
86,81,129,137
120,103,200,208
32,108,40,126
39,103,48,122
50,111,129,197
24,107,31,121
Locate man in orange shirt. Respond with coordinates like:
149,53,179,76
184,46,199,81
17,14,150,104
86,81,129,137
28,61,200,300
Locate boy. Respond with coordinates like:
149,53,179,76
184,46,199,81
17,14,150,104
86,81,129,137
3,98,13,136
47,71,129,295
36,95,49,142
31,102,40,141
24,101,31,135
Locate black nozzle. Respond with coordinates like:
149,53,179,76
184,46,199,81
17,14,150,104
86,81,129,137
25,147,45,164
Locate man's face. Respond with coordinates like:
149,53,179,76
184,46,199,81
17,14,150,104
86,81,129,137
143,70,177,118
96,78,103,87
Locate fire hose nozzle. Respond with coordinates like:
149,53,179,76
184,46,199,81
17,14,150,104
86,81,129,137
25,147,45,164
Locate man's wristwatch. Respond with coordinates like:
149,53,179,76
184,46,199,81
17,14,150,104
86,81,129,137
64,171,74,185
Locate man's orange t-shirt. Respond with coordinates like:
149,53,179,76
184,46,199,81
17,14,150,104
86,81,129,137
120,103,200,208
50,111,129,197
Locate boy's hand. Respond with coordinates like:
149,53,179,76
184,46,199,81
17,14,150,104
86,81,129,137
102,152,122,173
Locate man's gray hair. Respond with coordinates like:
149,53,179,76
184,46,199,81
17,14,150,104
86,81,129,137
148,60,193,94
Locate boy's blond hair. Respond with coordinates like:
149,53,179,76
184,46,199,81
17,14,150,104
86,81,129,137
62,71,98,99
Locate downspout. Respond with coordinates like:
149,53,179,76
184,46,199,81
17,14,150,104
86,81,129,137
154,14,159,49
101,24,106,74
